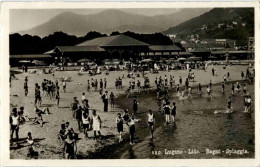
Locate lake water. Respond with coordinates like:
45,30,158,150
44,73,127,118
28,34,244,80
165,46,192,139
117,82,255,159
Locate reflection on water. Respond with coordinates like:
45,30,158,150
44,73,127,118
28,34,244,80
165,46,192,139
121,82,254,159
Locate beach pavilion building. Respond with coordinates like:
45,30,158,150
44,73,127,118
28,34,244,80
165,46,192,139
48,34,187,65
50,34,150,65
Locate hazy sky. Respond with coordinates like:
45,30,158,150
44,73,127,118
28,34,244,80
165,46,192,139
10,8,183,33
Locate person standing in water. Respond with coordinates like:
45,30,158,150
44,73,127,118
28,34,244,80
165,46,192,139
116,113,124,143
127,115,141,145
236,82,241,93
64,133,77,159
147,109,155,141
176,84,180,96
227,96,232,113
179,76,182,85
198,83,202,95
110,92,115,108
163,102,171,124
171,102,177,124
207,85,212,98
133,96,138,115
231,83,235,95
244,96,248,113
243,84,247,95
247,96,252,112
221,82,225,94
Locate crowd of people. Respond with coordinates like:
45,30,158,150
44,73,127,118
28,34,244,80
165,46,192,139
10,64,254,159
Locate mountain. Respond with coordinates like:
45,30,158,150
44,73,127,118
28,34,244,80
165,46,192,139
163,8,252,35
17,9,210,37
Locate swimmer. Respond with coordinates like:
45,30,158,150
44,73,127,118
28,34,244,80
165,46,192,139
198,83,202,95
207,85,212,98
221,82,225,94
227,96,232,113
231,83,235,95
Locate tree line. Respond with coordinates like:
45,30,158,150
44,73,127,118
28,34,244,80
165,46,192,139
10,31,173,55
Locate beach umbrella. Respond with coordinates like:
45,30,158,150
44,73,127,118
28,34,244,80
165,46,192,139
141,59,152,63
77,58,91,63
187,57,201,61
32,60,45,65
177,58,186,61
19,60,31,63
103,59,111,62
208,56,217,60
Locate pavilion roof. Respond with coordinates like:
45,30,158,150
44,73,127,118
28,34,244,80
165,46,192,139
10,54,52,59
77,34,149,47
54,46,106,53
148,45,182,52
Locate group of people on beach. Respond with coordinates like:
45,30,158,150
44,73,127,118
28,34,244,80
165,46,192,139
10,63,255,159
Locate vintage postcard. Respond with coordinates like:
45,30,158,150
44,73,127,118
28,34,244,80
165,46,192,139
1,1,259,166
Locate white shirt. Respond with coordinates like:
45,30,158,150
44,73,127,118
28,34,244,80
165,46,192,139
82,95,86,101
11,115,19,125
148,114,154,122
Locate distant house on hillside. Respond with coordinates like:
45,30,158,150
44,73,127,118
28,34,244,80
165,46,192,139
167,34,176,39
218,23,224,28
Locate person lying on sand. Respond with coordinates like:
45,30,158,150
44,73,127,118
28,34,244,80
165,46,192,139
35,106,50,115
33,112,44,127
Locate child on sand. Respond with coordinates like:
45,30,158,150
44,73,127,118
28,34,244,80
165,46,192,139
27,132,35,157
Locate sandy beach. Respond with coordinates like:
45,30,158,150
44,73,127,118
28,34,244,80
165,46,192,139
10,64,253,159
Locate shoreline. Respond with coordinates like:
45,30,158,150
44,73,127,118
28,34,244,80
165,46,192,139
80,78,254,159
